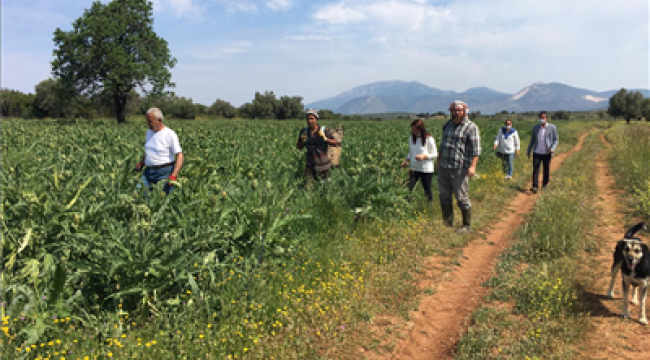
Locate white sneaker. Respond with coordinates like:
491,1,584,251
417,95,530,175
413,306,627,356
505,175,511,180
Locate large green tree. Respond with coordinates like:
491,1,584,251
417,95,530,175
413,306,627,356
608,88,644,123
52,0,176,123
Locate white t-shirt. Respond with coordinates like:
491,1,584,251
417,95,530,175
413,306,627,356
144,127,182,166
406,135,438,173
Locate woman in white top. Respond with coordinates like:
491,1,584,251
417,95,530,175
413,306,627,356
493,118,520,179
401,119,438,201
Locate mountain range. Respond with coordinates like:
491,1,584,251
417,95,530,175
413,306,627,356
306,81,650,115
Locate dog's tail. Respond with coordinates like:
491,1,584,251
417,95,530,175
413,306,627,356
624,222,647,239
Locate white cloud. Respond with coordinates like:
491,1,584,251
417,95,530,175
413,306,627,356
308,0,647,66
313,3,368,23
184,41,254,61
155,0,259,14
152,0,202,18
170,0,201,15
267,0,292,11
369,36,389,47
284,35,334,41
314,0,451,30
225,1,258,12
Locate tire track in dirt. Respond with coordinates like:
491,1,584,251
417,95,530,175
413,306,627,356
574,133,650,359
380,132,592,360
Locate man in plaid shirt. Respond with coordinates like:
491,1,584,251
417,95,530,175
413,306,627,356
435,100,481,233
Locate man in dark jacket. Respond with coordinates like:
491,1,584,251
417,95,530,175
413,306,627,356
526,111,559,194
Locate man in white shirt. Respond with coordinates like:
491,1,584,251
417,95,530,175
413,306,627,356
133,108,184,194
526,111,559,194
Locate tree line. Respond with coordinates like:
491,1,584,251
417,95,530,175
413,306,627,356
4,81,648,123
0,83,355,120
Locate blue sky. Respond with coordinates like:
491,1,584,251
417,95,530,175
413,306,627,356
3,0,649,106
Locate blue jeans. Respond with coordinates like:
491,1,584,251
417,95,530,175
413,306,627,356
501,153,515,177
139,164,175,195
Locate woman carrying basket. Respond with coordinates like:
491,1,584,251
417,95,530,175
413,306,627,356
297,109,340,186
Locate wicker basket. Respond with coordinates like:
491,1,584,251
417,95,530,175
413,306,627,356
328,124,344,166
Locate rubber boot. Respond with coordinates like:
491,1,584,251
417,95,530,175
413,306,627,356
441,204,454,227
458,207,472,233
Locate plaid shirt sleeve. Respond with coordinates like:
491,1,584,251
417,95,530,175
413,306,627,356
468,123,481,158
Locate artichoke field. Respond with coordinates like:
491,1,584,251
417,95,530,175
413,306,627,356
1,118,512,354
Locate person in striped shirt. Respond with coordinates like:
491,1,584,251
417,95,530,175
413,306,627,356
435,100,482,233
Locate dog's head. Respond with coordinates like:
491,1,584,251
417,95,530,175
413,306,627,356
622,239,648,271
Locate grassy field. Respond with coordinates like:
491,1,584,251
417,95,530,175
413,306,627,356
1,118,592,359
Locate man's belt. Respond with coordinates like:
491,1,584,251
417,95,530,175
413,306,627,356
146,162,175,169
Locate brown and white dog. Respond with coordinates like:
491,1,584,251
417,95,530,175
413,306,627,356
606,222,648,324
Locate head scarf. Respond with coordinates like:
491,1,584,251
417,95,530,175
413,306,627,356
449,100,469,121
305,109,319,119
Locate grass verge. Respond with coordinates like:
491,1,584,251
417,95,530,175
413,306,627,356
606,122,650,218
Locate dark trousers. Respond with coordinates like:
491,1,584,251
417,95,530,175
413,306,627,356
409,171,433,201
532,153,552,189
438,167,471,209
